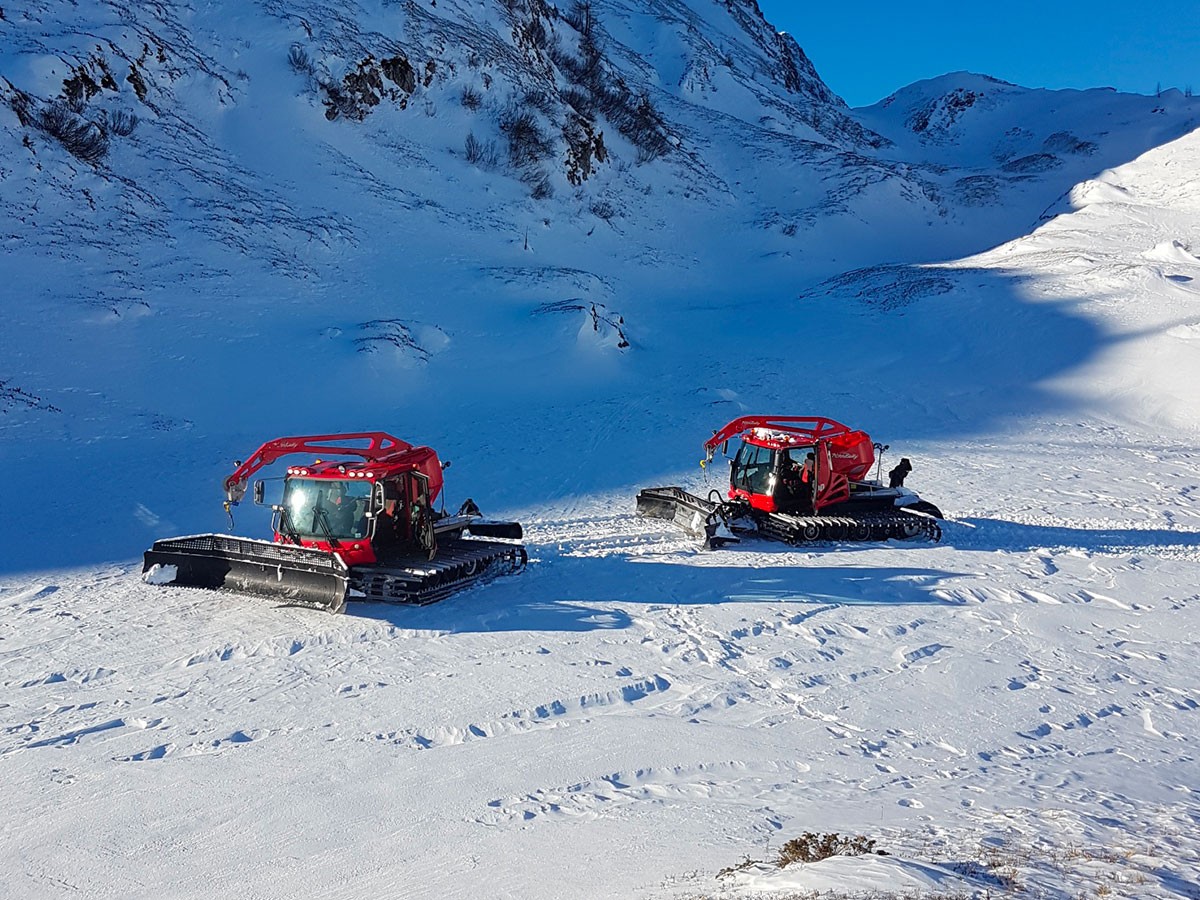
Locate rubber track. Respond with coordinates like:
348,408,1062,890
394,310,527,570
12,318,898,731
760,511,942,544
351,538,528,605
636,486,941,545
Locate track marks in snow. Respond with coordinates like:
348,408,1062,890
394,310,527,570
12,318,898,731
476,759,812,826
1137,685,1200,713
172,636,317,667
369,676,672,750
22,718,129,750
7,585,61,605
4,713,169,756
4,692,292,763
336,681,390,698
1017,703,1127,740
17,667,117,688
117,728,270,763
930,582,1148,606
1074,588,1130,609
895,642,951,667
528,507,695,559
168,623,413,669
645,605,749,671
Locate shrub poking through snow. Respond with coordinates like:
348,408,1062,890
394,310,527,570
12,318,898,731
524,168,554,199
549,2,673,162
500,105,553,167
776,832,879,867
461,85,482,110
532,299,629,349
38,101,109,163
716,832,882,881
102,108,138,137
464,131,499,168
287,44,313,75
0,380,62,415
564,115,607,185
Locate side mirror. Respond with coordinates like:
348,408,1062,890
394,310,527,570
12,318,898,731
369,481,386,516
253,480,265,505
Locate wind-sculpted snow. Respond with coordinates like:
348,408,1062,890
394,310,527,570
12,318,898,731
3,430,1200,897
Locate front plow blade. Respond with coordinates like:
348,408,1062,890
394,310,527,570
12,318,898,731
635,486,739,548
142,534,350,613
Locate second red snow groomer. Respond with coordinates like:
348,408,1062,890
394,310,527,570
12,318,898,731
637,415,943,547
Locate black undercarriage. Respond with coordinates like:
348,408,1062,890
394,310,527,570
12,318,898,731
636,485,943,549
142,520,526,613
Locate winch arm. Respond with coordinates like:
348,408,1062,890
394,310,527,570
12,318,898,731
222,432,414,504
702,416,853,460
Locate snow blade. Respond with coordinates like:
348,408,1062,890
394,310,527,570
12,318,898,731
142,534,350,613
635,486,737,549
464,519,524,540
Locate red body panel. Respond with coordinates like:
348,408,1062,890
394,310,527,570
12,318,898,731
813,442,850,511
712,416,876,515
732,486,776,512
222,432,445,568
826,430,874,480
294,536,378,567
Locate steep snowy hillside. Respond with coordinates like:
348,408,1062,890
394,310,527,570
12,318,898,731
3,0,1199,569
3,129,1200,897
857,73,1200,247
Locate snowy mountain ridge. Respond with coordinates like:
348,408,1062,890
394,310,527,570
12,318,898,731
3,1,1198,446
2,0,1199,576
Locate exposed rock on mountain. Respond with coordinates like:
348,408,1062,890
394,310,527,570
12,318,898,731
1,0,1198,444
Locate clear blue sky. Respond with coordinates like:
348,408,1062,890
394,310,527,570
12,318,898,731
756,1,1200,107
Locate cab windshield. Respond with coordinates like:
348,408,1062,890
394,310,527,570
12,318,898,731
281,478,373,540
731,442,774,494
732,443,815,497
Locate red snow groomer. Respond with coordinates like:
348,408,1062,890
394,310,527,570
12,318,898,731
143,432,525,613
637,416,943,548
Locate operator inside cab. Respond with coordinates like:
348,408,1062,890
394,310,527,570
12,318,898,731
281,478,370,540
773,449,815,513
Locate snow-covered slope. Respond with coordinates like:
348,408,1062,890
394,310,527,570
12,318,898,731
3,0,1198,560
3,2,1200,898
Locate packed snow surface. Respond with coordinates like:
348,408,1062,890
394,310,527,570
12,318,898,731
3,1,1200,897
